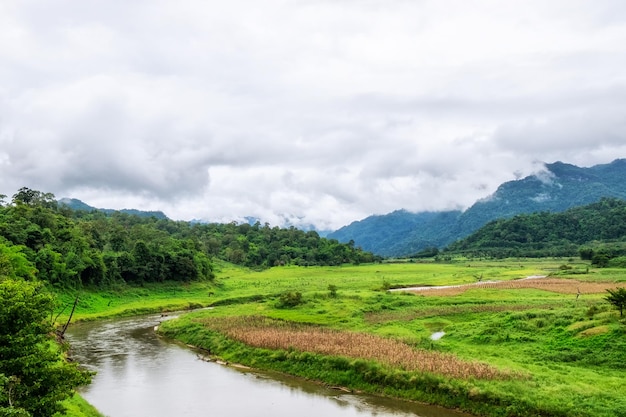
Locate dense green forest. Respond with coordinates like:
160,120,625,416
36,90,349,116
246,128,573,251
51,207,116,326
445,197,626,260
0,188,376,289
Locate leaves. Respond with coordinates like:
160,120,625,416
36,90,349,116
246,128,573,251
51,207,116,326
0,188,375,289
0,279,91,417
605,287,626,317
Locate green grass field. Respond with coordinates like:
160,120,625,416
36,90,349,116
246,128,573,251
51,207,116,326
59,258,626,417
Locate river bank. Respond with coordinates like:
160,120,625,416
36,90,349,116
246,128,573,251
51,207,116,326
66,313,473,417
158,311,552,417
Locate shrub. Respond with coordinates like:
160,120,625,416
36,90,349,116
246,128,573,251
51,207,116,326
277,291,303,308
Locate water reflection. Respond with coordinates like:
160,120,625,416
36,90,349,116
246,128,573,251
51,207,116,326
67,315,471,417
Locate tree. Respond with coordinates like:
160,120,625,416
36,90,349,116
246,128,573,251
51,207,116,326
0,279,91,416
11,188,56,208
605,287,626,318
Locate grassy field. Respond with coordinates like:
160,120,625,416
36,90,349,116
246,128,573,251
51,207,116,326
57,258,599,323
57,258,626,417
157,259,625,417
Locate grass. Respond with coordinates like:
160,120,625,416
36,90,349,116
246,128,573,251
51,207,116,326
56,395,105,417
53,280,218,323
56,258,626,417
198,315,522,380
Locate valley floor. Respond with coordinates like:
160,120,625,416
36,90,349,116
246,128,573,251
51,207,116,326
61,259,626,417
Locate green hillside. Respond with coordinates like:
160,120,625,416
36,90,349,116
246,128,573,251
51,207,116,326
330,159,626,257
446,198,626,258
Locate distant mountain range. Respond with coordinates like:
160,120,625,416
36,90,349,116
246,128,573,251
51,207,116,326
57,198,169,220
328,159,626,257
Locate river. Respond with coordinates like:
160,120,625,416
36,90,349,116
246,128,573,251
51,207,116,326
66,314,472,417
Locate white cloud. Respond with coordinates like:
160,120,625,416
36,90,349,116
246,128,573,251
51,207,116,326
1,0,626,229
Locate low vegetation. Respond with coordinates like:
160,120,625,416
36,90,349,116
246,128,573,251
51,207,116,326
157,259,626,417
197,315,521,380
407,277,626,297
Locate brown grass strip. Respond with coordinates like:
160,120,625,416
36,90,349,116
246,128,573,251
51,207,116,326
407,278,626,297
198,316,524,380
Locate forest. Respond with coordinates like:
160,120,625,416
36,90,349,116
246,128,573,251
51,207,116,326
0,188,377,289
445,197,626,260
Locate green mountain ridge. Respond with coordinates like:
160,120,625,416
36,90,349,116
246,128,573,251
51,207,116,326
329,158,626,257
447,197,626,258
58,198,169,220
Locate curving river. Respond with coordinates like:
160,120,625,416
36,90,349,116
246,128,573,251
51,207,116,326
66,314,472,417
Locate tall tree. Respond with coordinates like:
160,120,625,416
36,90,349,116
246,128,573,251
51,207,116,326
0,279,91,416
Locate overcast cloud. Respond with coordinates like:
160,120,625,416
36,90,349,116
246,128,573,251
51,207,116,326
2,0,626,230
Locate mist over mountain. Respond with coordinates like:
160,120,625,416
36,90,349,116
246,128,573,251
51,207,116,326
329,159,626,257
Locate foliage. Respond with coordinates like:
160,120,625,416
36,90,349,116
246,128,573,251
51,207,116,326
604,287,626,317
327,284,338,297
412,246,440,258
0,279,91,417
0,188,375,289
447,198,626,258
277,291,303,308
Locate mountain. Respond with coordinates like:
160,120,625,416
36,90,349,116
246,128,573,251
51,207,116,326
58,198,169,220
447,197,626,258
329,158,626,257
328,209,462,257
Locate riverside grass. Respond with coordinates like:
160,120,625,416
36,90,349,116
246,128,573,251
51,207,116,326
59,259,626,417
56,395,105,417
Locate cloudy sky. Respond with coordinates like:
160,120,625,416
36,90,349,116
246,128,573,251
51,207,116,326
2,0,626,230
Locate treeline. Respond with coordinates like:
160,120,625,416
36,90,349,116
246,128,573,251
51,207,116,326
0,188,376,288
445,197,626,259
188,221,379,267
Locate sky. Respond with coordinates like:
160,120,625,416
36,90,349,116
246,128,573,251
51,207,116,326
2,0,626,230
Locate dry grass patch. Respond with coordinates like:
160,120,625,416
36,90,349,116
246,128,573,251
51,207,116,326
198,316,525,381
567,321,597,332
407,278,626,297
578,325,611,337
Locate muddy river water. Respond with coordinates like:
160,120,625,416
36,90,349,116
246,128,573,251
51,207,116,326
66,314,472,417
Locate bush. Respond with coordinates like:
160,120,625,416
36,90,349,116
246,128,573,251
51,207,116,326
608,256,626,268
277,291,303,308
